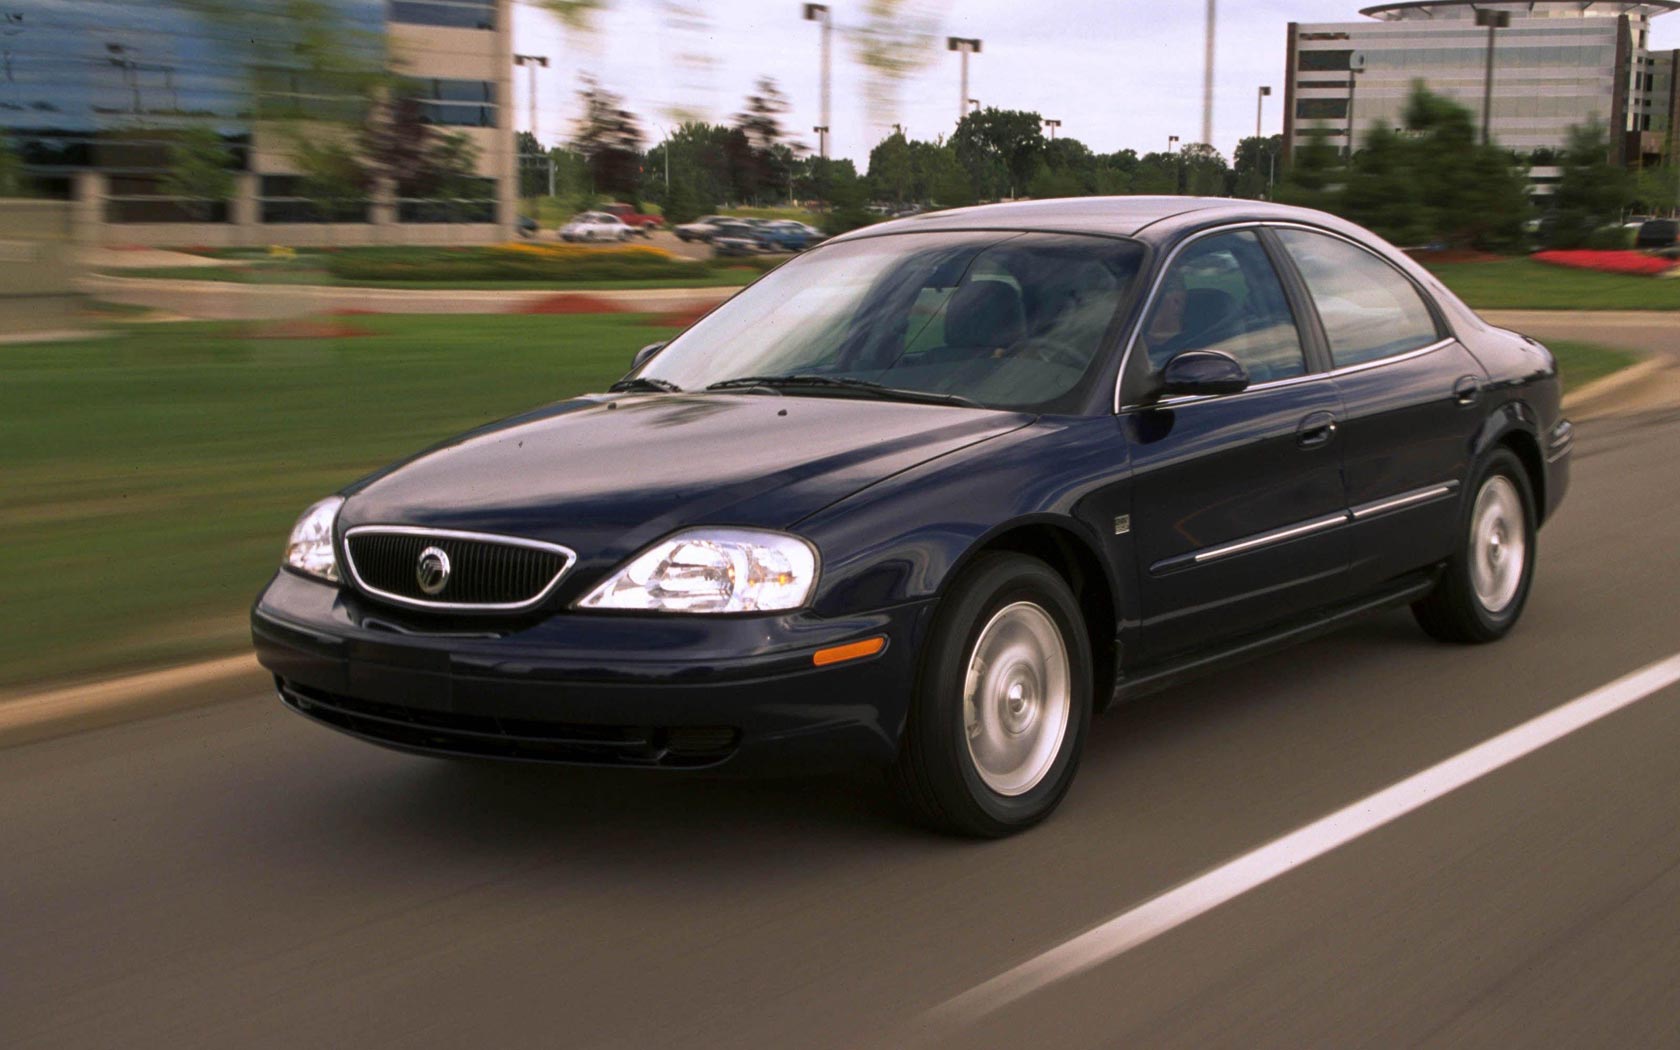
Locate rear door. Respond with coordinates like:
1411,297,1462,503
1271,227,1486,591
1122,228,1349,663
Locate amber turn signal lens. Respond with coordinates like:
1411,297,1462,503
812,636,887,667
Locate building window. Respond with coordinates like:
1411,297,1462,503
1297,79,1349,89
258,176,371,223
388,0,496,30
1296,98,1350,121
1299,49,1352,72
402,78,497,127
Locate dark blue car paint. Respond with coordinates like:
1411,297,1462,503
253,197,1570,771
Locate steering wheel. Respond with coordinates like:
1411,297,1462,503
1002,336,1088,370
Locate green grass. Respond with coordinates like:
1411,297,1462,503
100,265,763,291
0,314,672,692
1548,340,1641,393
1427,258,1680,311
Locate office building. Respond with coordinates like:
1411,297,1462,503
0,0,516,245
1283,2,1678,170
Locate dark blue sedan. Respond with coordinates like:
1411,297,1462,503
253,197,1570,836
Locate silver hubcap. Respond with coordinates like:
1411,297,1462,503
1470,475,1526,613
963,601,1071,797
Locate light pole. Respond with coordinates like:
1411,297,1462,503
651,120,671,189
968,98,981,114
812,124,828,159
947,37,982,127
1168,134,1180,193
1201,0,1217,147
1345,52,1365,158
803,4,832,158
1044,118,1061,140
514,54,549,208
1256,85,1271,141
1475,9,1510,147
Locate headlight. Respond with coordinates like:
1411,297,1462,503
283,496,344,582
576,528,818,613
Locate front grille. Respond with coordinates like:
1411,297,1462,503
344,528,574,610
277,680,739,767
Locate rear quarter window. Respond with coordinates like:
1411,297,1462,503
1275,228,1442,368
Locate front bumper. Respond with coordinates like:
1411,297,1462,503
252,571,933,773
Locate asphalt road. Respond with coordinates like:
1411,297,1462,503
6,410,1680,1049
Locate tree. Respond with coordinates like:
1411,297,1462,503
1178,142,1229,196
516,130,549,198
1232,135,1282,199
1276,126,1343,210
160,127,237,220
1,133,29,198
733,77,800,203
1130,152,1180,195
867,131,914,204
573,76,645,197
292,135,370,222
1548,120,1632,247
1340,125,1430,246
952,107,1046,199
1632,164,1678,219
911,140,974,206
1399,85,1528,250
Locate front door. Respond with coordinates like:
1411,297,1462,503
1122,228,1349,663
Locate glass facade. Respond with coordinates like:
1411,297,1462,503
0,0,507,230
1288,1,1673,156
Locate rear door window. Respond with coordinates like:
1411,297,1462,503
1275,229,1442,368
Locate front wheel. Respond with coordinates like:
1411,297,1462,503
889,553,1092,837
1413,448,1537,643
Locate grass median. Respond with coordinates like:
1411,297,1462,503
0,317,1641,694
1425,258,1680,311
1,313,669,693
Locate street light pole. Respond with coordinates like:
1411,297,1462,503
947,37,982,127
514,54,550,207
1346,52,1365,159
1475,9,1510,147
1256,85,1271,141
1044,118,1061,140
1169,134,1181,193
803,4,832,158
812,125,828,159
1202,0,1217,147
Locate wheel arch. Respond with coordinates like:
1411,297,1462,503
942,517,1120,708
1471,400,1546,523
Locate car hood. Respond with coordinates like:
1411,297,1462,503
340,393,1031,576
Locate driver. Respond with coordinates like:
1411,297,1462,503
1140,268,1193,369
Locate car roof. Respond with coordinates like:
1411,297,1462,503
829,196,1372,245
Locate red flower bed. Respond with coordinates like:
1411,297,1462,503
1532,250,1677,277
512,293,628,315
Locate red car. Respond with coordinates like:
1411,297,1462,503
601,203,662,236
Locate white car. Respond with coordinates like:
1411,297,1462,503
560,212,632,243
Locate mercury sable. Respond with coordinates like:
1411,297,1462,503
252,197,1571,836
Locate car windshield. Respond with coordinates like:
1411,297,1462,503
638,231,1144,412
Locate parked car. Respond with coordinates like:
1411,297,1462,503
559,212,631,242
755,220,820,252
1635,218,1679,252
674,215,734,242
601,202,662,236
255,198,1570,837
515,214,539,239
709,221,767,256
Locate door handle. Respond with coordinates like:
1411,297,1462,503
1297,411,1338,449
1454,375,1483,406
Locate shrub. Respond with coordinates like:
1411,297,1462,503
1532,249,1677,277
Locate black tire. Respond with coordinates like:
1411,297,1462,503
1413,447,1537,644
889,553,1092,837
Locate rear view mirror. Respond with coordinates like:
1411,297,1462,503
631,342,667,370
1157,350,1250,399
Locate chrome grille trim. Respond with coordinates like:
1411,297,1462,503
342,525,577,612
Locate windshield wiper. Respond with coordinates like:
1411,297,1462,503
705,374,981,409
607,376,682,393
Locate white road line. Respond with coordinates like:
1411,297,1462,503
929,652,1680,1027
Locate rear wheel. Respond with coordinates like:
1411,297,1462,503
1413,448,1536,643
889,553,1092,837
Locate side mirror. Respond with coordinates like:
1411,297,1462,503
631,341,667,370
1157,350,1250,399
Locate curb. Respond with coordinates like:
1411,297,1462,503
0,653,267,749
1560,357,1674,420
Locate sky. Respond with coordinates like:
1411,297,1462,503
509,0,1680,163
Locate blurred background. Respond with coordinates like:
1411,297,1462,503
0,0,1677,695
